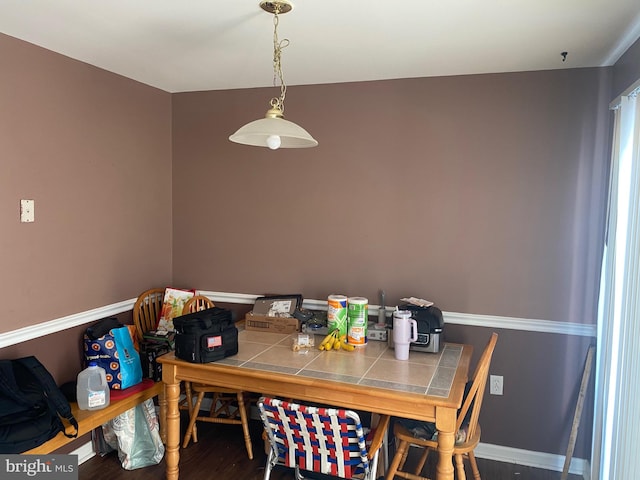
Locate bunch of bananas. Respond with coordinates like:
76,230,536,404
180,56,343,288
318,329,356,351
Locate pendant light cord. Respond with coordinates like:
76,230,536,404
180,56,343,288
270,9,289,115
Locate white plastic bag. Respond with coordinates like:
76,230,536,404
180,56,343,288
102,399,164,470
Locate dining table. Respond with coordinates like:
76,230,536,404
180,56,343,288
158,327,472,480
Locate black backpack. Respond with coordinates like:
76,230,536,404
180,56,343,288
0,356,79,453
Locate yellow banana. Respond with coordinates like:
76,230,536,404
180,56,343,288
319,329,350,352
319,330,337,349
341,340,356,351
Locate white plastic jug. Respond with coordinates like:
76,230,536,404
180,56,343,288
76,362,110,410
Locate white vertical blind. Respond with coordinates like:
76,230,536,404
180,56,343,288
594,88,640,479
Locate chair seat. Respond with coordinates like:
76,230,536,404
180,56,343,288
394,421,482,454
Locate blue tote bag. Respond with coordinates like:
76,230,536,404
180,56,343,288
84,326,143,390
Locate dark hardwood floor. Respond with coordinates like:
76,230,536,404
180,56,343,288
79,415,582,480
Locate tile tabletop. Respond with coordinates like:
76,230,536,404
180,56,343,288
216,328,463,398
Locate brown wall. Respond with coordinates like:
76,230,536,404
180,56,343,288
171,68,612,457
0,33,173,333
172,69,610,324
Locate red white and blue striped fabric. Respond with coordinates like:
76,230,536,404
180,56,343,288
258,397,373,479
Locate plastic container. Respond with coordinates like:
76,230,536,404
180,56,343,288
347,297,368,346
76,362,110,410
327,294,348,336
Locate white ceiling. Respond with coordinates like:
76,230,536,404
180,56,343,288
1,0,639,93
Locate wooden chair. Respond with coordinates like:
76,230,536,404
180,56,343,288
258,396,390,480
132,288,165,343
182,294,215,314
181,295,254,460
132,287,194,411
130,288,170,441
385,333,499,480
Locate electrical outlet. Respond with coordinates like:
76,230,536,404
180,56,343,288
490,375,503,395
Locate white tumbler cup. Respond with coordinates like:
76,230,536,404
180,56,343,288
393,310,418,360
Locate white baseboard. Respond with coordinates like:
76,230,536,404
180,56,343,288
475,442,590,479
72,441,96,464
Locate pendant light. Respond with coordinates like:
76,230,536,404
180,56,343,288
229,0,318,149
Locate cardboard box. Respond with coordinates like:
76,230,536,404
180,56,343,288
252,295,302,316
244,312,299,334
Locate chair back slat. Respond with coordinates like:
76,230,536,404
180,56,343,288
132,288,165,341
182,294,215,314
456,333,498,440
258,397,371,479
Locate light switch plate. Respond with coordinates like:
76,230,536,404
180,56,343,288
20,199,35,223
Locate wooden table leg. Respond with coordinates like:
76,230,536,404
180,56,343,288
435,406,456,480
158,384,167,444
163,365,181,480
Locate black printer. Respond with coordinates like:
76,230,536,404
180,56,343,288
387,304,444,353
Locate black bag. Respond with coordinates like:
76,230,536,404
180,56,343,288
140,342,171,381
85,317,123,340
140,330,175,381
0,356,79,453
173,307,238,363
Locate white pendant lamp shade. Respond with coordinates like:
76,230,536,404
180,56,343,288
229,111,318,149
